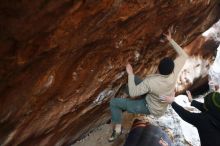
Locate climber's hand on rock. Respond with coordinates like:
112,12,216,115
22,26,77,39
126,63,133,75
163,29,172,41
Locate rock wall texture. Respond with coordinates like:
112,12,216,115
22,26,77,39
0,0,220,145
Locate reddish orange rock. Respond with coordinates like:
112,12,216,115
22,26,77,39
0,0,219,145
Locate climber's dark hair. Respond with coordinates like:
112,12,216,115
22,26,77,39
158,57,174,75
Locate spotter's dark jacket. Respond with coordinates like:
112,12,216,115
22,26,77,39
172,100,220,146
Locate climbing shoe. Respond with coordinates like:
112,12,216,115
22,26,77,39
108,130,122,142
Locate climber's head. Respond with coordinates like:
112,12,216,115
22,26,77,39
158,57,174,75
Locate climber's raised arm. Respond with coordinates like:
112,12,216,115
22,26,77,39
164,29,188,58
163,29,189,77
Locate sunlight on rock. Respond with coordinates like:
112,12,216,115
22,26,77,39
176,57,210,91
203,20,220,42
177,19,220,92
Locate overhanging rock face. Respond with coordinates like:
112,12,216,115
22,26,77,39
0,1,219,145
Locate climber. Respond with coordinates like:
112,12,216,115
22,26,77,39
123,119,174,146
108,29,189,142
208,44,220,92
162,90,220,146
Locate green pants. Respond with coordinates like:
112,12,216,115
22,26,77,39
110,98,150,124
